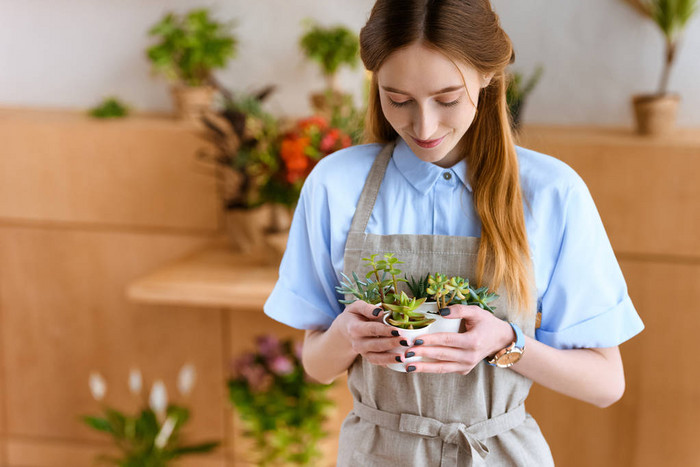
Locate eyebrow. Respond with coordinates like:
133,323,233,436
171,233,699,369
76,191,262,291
381,85,464,96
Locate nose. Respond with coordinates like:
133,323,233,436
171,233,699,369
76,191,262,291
412,104,439,140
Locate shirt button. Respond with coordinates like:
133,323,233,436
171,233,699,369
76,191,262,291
443,172,452,180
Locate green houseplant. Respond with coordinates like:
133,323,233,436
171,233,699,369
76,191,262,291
146,8,238,124
82,365,219,466
88,97,130,119
622,0,698,134
337,253,499,372
228,335,334,466
505,65,544,131
299,20,359,116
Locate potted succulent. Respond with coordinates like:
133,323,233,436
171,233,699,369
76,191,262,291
622,0,698,135
505,65,544,131
337,253,499,372
147,8,238,125
299,20,359,117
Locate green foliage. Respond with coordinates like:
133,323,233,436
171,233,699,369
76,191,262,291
336,271,385,305
229,336,334,466
147,8,238,87
299,21,359,83
506,66,543,129
89,97,130,119
405,273,430,300
647,0,698,42
81,405,219,466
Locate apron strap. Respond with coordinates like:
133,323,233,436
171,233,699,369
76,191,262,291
352,399,526,467
347,141,396,235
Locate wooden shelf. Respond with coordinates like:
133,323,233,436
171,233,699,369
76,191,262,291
126,239,280,309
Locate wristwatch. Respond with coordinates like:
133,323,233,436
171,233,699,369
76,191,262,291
486,322,525,368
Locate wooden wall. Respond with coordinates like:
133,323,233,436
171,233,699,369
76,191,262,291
0,108,225,466
518,126,700,466
1,110,698,466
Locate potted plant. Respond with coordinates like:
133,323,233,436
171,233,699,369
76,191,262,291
299,20,359,117
228,335,334,466
88,96,130,119
198,85,281,253
82,365,219,466
337,253,499,372
147,8,238,124
622,0,698,135
505,65,544,132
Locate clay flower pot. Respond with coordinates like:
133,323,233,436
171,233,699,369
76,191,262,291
632,93,680,136
171,85,217,126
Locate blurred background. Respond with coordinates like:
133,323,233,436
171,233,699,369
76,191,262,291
0,0,698,466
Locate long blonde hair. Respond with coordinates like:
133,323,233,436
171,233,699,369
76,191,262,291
360,0,533,315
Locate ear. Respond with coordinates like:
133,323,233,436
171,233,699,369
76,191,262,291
481,72,495,88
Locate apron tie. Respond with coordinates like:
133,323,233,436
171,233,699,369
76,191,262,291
353,399,526,466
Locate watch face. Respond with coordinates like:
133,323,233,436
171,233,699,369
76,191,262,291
499,351,522,366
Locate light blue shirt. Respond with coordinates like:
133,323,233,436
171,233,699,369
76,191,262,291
264,137,644,349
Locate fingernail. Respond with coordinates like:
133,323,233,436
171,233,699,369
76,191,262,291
414,339,424,346
439,308,451,316
407,365,416,372
400,340,409,347
395,356,402,362
406,351,415,358
372,308,381,316
391,330,400,337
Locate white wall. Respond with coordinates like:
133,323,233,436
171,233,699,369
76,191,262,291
1,0,698,125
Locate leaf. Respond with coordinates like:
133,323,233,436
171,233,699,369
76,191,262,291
82,415,114,434
172,441,220,455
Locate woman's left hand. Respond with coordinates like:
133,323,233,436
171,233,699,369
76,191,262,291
403,305,515,374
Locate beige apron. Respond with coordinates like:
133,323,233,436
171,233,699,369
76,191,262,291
336,142,554,466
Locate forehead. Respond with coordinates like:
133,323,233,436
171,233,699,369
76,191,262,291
376,42,478,93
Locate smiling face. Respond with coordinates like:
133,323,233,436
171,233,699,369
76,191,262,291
376,42,491,168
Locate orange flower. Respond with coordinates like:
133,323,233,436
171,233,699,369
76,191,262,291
281,136,311,183
298,116,328,132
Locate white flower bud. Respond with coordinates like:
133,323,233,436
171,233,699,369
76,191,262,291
88,372,107,401
128,368,142,396
149,380,168,418
154,415,176,449
177,364,196,397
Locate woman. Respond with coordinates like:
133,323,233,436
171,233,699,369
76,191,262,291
265,0,644,464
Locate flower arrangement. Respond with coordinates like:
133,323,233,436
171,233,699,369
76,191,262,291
228,335,334,466
337,253,499,330
260,116,352,208
82,365,219,466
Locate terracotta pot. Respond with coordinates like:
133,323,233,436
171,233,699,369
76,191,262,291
224,205,271,254
170,85,217,126
632,94,680,136
309,90,347,118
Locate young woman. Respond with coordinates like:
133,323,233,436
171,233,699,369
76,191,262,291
265,0,644,464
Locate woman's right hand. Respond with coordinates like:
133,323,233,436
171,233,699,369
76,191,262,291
334,300,407,366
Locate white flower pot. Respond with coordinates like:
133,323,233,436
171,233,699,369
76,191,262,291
383,302,461,372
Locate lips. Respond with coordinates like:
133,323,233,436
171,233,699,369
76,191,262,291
412,135,445,149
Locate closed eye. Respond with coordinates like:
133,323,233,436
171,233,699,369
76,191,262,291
389,98,411,108
438,99,460,107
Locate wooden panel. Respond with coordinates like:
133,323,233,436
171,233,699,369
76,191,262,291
5,437,227,467
226,314,353,467
127,242,280,309
0,226,225,444
527,258,700,467
518,126,700,258
0,107,219,231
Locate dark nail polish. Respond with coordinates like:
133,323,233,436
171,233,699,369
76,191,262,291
406,351,415,358
400,340,409,347
439,307,451,316
372,308,381,316
407,365,416,372
391,330,400,337
414,339,424,346
395,356,402,362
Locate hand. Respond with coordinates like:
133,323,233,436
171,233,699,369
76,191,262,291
334,300,407,367
402,305,515,374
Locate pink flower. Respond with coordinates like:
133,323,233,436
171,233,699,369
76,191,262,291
269,355,294,376
242,364,273,392
256,335,281,359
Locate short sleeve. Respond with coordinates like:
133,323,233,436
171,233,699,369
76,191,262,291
263,174,342,330
535,176,644,349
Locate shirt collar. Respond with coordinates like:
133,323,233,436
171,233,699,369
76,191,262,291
392,137,472,194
